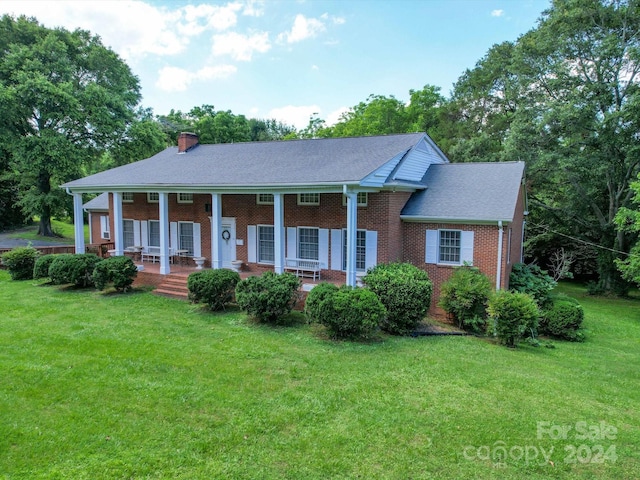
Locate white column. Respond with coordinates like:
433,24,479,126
274,193,285,274
210,193,223,269
72,192,85,254
159,192,171,275
113,192,124,256
345,192,358,286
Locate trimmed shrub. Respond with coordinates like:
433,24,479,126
363,262,432,335
235,271,301,323
439,266,492,333
187,268,240,310
93,255,138,292
1,246,40,280
33,254,57,280
509,263,556,308
488,291,539,348
304,282,339,324
317,286,386,340
49,253,102,288
540,295,585,342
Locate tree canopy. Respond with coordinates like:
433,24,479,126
0,15,141,235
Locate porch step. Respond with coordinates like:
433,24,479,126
154,274,190,300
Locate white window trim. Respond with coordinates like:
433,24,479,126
257,224,275,264
438,229,461,265
147,192,159,203
256,193,274,205
122,192,134,203
342,192,368,207
297,193,320,206
177,193,193,204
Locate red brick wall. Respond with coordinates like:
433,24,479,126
87,187,527,320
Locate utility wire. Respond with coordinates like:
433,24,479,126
529,222,639,258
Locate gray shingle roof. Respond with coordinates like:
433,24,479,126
401,162,525,223
82,192,109,210
63,133,427,191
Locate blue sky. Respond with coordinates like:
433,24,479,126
1,0,549,129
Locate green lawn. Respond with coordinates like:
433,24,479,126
5,218,90,244
1,273,638,479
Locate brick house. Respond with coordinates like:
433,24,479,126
63,132,526,315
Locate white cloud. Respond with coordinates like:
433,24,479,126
278,14,326,44
242,0,265,17
311,65,319,71
0,0,263,61
156,65,237,92
212,31,271,61
326,107,349,127
491,9,505,17
268,105,322,130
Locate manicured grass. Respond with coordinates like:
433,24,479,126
1,272,639,479
6,218,89,244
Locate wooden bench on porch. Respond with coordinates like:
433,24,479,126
284,258,321,280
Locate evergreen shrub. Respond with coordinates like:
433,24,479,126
187,269,240,310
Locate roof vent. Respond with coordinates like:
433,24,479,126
178,132,199,153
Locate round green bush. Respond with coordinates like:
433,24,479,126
235,271,301,323
49,253,103,288
304,282,339,323
363,262,432,335
187,268,240,310
439,266,492,332
2,246,40,280
33,254,57,280
488,290,539,348
93,255,138,292
540,298,585,342
318,286,386,340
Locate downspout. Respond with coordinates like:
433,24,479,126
496,221,503,291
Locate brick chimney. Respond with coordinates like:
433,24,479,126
178,132,199,153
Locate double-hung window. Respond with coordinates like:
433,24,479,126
147,192,159,203
122,192,134,203
100,216,110,240
343,229,366,271
439,230,461,264
148,220,160,247
298,227,319,260
179,222,194,256
122,219,135,249
258,225,275,264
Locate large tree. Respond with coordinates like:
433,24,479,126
507,0,640,292
0,15,140,236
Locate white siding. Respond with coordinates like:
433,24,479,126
394,138,447,183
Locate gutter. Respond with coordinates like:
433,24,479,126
496,221,503,290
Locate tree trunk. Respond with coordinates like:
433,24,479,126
36,170,55,237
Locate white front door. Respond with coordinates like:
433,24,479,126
220,217,236,268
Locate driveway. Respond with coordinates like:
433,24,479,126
0,229,73,249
